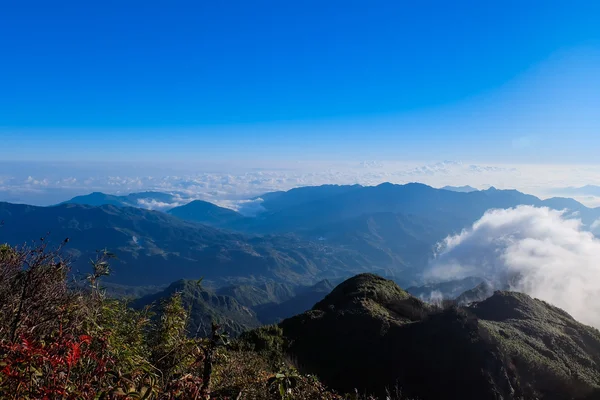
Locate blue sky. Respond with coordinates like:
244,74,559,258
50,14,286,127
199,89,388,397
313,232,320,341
1,1,599,163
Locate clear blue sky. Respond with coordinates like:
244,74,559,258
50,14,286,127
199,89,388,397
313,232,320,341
1,1,599,163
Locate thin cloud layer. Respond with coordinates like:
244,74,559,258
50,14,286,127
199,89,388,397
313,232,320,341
428,206,600,328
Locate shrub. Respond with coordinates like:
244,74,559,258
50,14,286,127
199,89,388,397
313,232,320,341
0,240,396,399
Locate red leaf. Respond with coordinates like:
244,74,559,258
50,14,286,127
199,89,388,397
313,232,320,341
79,335,92,344
67,343,81,367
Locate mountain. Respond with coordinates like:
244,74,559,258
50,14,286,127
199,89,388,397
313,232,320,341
275,274,600,399
246,183,513,232
300,211,447,286
218,279,337,324
167,200,247,228
101,282,166,299
62,191,185,210
133,279,261,336
406,277,501,305
540,196,600,226
441,185,478,192
0,202,369,287
160,184,600,254
455,280,497,305
250,183,600,233
63,192,132,207
406,276,484,301
216,281,298,308
257,184,363,212
555,185,600,197
253,279,335,324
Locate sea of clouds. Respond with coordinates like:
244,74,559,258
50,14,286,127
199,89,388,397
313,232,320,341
3,160,600,212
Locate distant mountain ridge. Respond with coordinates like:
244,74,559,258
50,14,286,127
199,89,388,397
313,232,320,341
441,185,478,192
59,184,600,231
555,185,600,197
246,183,600,232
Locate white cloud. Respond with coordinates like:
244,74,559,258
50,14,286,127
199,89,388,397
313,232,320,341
135,198,186,211
417,290,444,306
428,206,600,328
24,176,49,186
591,219,600,235
213,198,266,216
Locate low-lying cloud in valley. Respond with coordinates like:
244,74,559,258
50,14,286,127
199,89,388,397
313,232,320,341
428,206,600,328
213,198,267,216
135,198,187,211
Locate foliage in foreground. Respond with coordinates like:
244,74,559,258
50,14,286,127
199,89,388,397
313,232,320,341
0,240,404,399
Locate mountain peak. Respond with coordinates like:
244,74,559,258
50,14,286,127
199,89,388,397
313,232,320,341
167,199,244,227
313,273,412,312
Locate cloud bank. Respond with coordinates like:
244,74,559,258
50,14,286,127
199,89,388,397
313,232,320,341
428,206,600,328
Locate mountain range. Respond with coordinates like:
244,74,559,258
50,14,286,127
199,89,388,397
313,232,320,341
0,202,369,287
6,182,600,291
248,183,599,232
168,183,599,234
64,183,600,231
